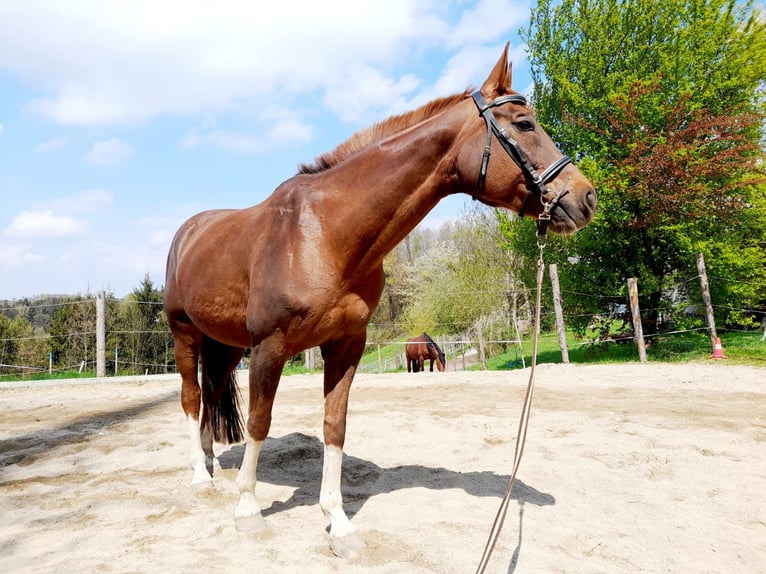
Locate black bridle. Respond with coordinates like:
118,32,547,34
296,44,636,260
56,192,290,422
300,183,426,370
471,90,571,237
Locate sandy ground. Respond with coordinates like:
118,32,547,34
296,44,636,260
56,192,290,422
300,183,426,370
1,362,764,574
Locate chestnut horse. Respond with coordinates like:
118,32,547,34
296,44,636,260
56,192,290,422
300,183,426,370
406,333,446,372
164,44,596,558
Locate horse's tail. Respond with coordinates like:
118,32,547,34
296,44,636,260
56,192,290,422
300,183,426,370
200,338,245,444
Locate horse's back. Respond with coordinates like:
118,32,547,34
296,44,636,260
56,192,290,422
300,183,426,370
166,178,315,289
404,336,426,358
166,209,247,298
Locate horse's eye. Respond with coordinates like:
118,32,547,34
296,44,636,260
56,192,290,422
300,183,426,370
514,120,535,132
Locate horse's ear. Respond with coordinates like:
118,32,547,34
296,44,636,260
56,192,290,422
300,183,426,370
480,42,512,97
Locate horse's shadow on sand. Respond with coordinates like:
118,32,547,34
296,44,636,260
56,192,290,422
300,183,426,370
217,432,554,520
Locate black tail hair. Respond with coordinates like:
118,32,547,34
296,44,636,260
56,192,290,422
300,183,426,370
200,362,244,444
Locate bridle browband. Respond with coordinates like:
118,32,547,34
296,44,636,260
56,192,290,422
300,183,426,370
471,90,572,238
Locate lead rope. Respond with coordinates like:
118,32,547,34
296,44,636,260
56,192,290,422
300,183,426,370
474,234,547,574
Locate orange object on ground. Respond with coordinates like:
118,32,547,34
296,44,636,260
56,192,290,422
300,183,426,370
711,337,725,359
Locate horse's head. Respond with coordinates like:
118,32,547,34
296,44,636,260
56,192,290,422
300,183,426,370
453,44,596,234
436,351,446,372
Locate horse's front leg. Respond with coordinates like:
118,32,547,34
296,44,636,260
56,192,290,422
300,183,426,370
234,334,286,531
320,334,367,558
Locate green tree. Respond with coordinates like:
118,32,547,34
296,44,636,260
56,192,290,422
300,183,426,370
395,206,531,357
518,0,766,332
48,297,97,371
0,314,38,375
112,274,170,374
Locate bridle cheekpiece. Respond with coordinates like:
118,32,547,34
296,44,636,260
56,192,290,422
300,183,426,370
471,90,572,239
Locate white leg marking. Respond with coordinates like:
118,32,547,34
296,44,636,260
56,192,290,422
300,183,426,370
188,416,213,486
235,436,267,531
321,444,363,557
320,445,355,537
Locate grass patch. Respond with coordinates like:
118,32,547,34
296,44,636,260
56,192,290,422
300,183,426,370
3,331,761,382
481,329,766,370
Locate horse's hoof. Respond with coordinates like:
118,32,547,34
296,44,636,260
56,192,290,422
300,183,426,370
191,478,214,490
235,512,268,533
330,532,364,559
191,462,213,486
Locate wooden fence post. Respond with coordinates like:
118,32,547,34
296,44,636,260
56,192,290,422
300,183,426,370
96,291,106,378
477,322,487,369
627,278,647,362
549,264,569,363
442,335,449,372
305,347,314,370
696,253,718,350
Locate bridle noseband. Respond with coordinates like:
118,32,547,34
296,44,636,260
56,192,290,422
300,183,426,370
471,90,572,238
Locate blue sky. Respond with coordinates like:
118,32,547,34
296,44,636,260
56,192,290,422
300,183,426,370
0,0,533,299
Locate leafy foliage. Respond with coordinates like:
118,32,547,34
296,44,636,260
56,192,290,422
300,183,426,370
370,205,533,346
518,0,766,332
111,274,171,374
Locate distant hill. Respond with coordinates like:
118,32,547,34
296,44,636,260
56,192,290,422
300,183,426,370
1,294,86,333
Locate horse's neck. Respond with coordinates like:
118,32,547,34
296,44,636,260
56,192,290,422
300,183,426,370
313,106,466,272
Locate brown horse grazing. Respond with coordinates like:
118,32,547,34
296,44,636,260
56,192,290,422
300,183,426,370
163,43,596,558
406,333,446,372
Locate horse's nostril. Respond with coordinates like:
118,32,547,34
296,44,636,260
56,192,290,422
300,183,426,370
585,189,597,211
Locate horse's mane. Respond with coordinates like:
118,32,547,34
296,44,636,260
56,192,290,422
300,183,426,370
423,332,445,361
298,90,471,174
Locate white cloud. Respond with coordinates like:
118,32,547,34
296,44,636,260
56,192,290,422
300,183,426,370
46,188,115,213
0,123,4,134
0,244,44,266
447,0,530,49
181,122,259,154
4,210,87,238
181,117,313,154
408,41,530,109
35,135,68,153
137,206,202,250
203,130,261,154
0,1,451,127
82,138,134,166
268,117,314,145
324,66,421,122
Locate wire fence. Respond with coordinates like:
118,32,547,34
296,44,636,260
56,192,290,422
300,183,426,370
3,251,766,380
2,293,763,381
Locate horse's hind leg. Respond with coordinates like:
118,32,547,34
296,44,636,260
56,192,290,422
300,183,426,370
319,333,367,558
168,320,212,485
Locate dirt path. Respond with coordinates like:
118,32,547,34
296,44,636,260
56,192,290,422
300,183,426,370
1,362,764,573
